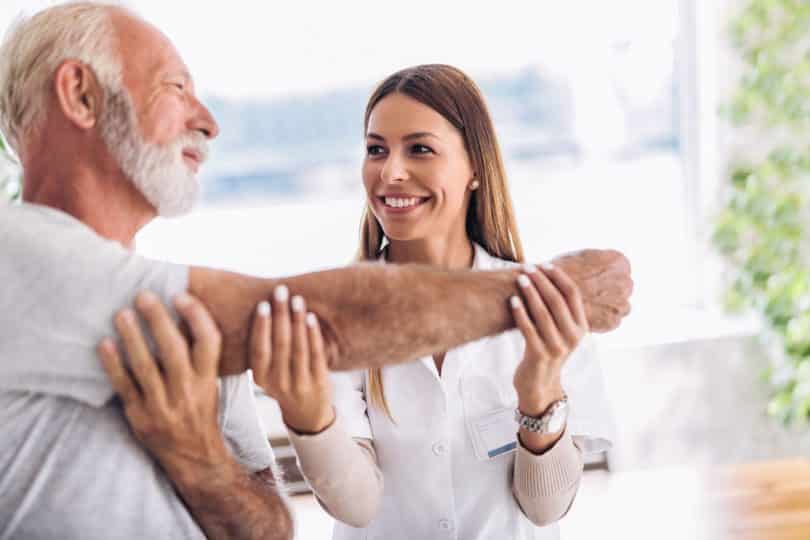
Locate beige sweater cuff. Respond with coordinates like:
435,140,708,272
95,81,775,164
513,429,584,525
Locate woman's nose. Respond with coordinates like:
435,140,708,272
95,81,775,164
380,153,409,183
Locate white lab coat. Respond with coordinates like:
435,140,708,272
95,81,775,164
331,244,615,540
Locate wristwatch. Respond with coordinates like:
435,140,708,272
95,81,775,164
515,395,569,434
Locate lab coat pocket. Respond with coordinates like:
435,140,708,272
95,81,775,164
461,374,519,461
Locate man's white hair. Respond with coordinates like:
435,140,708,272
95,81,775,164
0,1,123,155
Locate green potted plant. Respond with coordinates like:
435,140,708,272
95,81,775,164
714,0,810,425
0,136,20,203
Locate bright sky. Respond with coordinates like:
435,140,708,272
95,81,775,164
0,0,677,100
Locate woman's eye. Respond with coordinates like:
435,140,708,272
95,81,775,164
366,145,385,156
411,144,433,155
172,83,185,91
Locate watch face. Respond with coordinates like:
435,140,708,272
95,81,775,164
547,402,569,433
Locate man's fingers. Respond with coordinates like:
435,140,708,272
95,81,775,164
98,338,141,404
250,301,272,389
114,308,167,408
540,264,589,333
509,296,547,360
135,291,192,393
290,296,311,384
271,285,292,393
516,272,566,356
306,312,329,380
173,292,221,377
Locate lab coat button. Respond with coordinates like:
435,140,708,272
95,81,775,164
438,519,453,530
432,442,448,456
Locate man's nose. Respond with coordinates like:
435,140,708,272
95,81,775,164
188,96,219,140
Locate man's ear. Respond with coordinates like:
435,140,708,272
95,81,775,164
53,60,102,131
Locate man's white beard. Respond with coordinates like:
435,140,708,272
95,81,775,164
99,87,209,217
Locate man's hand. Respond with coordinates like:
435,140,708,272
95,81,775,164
551,249,633,333
98,291,293,540
98,290,231,485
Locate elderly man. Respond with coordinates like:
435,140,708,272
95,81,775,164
0,2,632,539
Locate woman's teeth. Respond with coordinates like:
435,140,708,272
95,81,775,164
384,197,422,208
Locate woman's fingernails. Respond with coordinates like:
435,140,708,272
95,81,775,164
510,295,522,309
291,295,305,312
257,301,271,317
274,285,289,303
517,274,531,288
541,262,554,271
523,263,537,274
306,312,317,328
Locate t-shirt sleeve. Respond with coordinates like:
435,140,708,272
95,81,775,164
0,204,189,407
219,373,276,473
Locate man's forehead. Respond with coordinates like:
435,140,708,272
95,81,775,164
109,8,190,82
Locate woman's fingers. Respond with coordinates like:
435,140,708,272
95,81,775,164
250,301,272,390
173,292,221,378
114,308,168,410
290,296,311,384
306,312,329,380
509,295,548,361
134,291,191,395
98,338,141,405
516,272,567,357
526,266,579,353
270,285,292,393
542,263,589,332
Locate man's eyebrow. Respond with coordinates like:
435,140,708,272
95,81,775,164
164,69,192,83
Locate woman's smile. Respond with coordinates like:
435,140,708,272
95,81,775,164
376,193,432,216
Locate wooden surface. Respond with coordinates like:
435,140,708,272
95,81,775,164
561,459,810,540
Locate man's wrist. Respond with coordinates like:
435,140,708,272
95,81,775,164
158,445,240,496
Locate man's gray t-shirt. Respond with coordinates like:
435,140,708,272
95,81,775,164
0,203,275,539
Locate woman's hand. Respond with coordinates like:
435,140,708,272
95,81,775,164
511,264,588,419
250,285,335,434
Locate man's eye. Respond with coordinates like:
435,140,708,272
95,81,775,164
172,83,185,91
366,145,385,156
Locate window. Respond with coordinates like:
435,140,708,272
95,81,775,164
3,0,694,314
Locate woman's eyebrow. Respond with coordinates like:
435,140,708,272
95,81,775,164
402,132,439,141
365,131,441,141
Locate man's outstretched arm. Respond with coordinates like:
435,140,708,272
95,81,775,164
190,249,632,374
0,204,631,402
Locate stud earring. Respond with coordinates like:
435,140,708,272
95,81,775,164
470,180,480,190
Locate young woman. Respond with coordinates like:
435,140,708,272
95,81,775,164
254,64,614,539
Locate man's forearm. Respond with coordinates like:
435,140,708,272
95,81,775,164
191,263,522,374
168,460,292,540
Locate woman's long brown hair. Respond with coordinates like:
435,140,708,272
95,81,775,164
358,64,525,420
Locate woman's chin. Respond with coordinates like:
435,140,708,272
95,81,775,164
381,225,425,244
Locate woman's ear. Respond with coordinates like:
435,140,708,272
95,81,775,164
53,60,102,131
